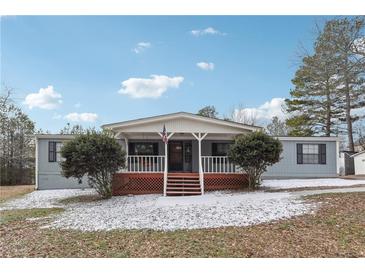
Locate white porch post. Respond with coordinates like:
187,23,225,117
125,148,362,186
164,142,168,196
124,136,129,172
192,132,208,195
158,132,175,196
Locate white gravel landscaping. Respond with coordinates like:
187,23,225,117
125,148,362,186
262,178,365,189
1,189,95,209
1,188,314,231
1,178,364,232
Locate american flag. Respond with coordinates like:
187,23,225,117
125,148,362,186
161,124,168,144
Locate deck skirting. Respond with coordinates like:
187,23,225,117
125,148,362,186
113,172,248,196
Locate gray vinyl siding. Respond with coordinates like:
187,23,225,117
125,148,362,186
36,136,338,190
263,140,337,178
37,139,90,190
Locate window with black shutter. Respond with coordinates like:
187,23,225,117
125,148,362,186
297,143,326,165
49,141,63,162
49,141,57,162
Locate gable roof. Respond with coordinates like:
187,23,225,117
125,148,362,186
102,111,262,132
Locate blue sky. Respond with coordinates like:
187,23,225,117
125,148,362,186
1,16,332,132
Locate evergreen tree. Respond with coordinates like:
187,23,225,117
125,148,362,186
197,106,218,118
285,16,365,146
322,17,365,151
285,37,341,136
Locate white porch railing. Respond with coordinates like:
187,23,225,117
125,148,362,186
127,155,165,173
201,156,238,173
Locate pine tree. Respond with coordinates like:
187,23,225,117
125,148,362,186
285,46,340,136
285,16,365,144
322,17,365,151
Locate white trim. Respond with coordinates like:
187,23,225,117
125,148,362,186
102,112,261,132
277,136,340,142
161,131,175,196
192,132,208,195
35,136,39,190
35,134,75,140
336,140,340,174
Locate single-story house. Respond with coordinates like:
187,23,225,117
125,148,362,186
351,150,365,175
35,112,340,196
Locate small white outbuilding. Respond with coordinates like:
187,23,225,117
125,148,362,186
351,151,365,175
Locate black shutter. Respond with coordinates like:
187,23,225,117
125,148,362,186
319,144,326,164
297,144,303,164
49,141,56,162
153,143,159,155
212,143,217,156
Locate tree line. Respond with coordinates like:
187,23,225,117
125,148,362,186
0,89,36,185
198,17,365,152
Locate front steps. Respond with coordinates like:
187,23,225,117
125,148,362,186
166,173,201,196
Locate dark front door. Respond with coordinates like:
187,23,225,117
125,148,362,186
168,141,192,172
169,141,184,171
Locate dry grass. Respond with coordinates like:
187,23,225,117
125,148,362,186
0,208,64,225
0,192,364,258
58,194,102,205
0,185,34,203
264,184,365,192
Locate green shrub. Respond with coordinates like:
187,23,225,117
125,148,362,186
60,130,125,198
228,131,282,189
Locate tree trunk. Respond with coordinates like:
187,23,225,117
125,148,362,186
325,85,332,137
344,76,354,151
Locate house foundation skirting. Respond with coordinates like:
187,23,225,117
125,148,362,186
204,173,248,191
112,172,248,195
113,173,164,195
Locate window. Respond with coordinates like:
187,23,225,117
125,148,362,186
129,142,158,155
212,143,231,156
49,141,63,162
297,143,326,164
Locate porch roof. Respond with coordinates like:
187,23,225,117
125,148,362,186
102,112,262,135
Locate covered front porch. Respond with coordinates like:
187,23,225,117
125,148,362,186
114,132,245,196
101,112,258,196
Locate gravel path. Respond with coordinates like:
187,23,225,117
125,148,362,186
1,183,364,232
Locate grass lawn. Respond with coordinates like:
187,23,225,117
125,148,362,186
0,185,34,204
0,192,364,257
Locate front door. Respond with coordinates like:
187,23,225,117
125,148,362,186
169,141,183,172
168,141,192,172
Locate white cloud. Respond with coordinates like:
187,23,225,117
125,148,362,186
196,62,215,71
24,85,62,110
65,112,98,122
233,98,286,124
191,27,226,37
132,42,151,54
118,75,184,99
